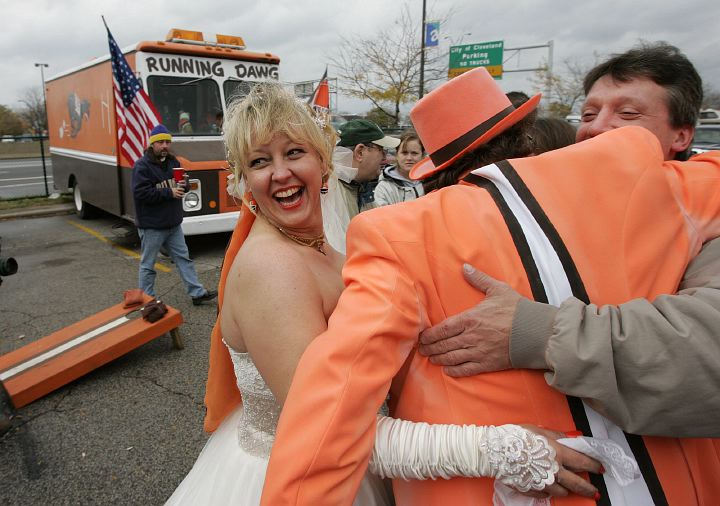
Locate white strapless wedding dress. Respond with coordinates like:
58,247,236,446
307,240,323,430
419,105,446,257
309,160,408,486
166,345,393,505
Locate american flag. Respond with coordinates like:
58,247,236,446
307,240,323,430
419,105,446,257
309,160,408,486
106,24,161,163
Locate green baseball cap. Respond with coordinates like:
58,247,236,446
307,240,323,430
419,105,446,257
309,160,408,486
337,119,401,149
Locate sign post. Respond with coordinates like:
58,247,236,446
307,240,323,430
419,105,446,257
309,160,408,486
448,41,504,79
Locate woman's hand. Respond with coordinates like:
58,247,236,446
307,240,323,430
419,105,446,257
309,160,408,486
520,425,602,501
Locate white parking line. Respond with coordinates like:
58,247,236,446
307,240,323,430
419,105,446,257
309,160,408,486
0,176,54,182
0,162,52,168
0,181,53,188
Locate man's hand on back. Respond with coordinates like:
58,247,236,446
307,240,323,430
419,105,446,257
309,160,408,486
418,264,522,376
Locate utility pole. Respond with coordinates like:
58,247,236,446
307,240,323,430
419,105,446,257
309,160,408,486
34,63,50,197
419,0,427,99
546,40,554,108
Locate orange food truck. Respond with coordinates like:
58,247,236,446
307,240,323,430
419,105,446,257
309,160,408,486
46,29,280,234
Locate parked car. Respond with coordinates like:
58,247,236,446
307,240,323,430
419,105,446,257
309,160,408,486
698,109,720,125
1,135,15,143
690,124,720,155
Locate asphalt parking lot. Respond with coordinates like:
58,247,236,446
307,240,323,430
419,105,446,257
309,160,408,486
0,211,228,504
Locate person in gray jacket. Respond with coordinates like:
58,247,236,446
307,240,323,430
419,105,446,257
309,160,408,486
418,42,720,437
374,132,425,206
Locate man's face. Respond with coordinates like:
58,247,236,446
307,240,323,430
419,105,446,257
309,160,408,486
151,140,171,159
576,75,693,161
353,143,385,182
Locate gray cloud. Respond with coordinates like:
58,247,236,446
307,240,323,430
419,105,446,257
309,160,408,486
2,0,718,114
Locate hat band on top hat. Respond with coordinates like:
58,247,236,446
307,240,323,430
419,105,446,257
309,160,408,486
429,105,515,167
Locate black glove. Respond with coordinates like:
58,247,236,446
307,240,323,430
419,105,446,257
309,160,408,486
142,299,168,323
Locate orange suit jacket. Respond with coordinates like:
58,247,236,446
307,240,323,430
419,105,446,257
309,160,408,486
261,126,720,505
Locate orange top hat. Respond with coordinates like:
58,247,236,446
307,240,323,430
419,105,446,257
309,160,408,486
409,67,541,180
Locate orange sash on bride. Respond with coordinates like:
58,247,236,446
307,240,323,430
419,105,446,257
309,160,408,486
203,200,256,432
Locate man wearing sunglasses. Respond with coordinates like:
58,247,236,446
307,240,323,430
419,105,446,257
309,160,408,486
335,119,400,219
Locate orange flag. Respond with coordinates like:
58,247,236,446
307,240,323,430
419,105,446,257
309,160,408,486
308,68,329,113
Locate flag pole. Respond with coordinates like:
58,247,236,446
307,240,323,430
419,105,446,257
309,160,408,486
419,0,427,99
102,16,125,213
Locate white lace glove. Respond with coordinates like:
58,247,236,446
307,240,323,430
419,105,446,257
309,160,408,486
369,415,559,492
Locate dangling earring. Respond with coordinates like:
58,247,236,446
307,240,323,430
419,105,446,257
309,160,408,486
320,173,329,194
247,191,258,212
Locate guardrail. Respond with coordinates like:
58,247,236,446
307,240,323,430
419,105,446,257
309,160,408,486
0,135,51,197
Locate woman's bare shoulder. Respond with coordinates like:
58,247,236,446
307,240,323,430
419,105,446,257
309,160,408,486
221,234,322,349
229,233,315,291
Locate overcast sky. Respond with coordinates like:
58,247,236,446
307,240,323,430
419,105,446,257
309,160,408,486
1,0,718,116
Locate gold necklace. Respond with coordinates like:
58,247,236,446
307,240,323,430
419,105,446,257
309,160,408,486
266,217,326,255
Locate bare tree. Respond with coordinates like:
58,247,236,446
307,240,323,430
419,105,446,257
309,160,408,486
18,87,47,135
702,83,720,110
330,3,452,127
532,57,594,118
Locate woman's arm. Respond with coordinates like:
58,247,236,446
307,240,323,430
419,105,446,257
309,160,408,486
370,416,600,498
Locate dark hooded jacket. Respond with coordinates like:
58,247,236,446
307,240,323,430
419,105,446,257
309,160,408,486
132,149,183,229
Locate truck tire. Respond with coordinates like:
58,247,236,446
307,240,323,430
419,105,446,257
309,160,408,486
73,183,95,219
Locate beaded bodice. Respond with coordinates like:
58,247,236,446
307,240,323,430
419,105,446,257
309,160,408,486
225,343,281,458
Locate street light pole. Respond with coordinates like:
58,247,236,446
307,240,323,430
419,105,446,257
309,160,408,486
419,0,427,99
34,63,49,197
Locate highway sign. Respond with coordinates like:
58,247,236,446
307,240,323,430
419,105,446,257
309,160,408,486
448,40,504,79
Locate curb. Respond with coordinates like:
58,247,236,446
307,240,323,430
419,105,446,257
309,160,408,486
0,203,75,221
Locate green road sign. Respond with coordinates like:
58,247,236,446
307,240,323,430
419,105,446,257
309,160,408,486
449,40,504,79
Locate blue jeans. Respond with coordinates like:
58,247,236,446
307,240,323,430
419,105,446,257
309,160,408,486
138,226,206,298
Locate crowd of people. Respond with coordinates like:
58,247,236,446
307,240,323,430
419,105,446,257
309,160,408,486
158,40,719,505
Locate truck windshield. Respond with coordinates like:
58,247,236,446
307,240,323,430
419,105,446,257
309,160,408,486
147,76,223,136
223,79,254,106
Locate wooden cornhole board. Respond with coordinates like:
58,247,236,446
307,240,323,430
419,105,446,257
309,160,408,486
0,294,183,408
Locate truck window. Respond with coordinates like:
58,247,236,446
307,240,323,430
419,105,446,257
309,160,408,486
223,79,254,106
694,128,720,144
147,76,223,135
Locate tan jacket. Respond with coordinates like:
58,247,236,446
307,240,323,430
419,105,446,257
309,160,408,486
511,235,720,437
335,160,376,219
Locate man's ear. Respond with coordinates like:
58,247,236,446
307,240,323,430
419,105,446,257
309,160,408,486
353,144,364,162
671,125,694,154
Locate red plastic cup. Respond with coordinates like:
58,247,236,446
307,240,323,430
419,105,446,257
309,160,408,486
173,168,186,183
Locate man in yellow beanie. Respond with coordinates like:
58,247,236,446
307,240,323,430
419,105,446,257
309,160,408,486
132,124,216,305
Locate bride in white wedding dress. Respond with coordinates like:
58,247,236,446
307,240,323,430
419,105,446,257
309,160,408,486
166,84,604,506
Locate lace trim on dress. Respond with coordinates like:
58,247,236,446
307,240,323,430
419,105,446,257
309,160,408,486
223,342,282,458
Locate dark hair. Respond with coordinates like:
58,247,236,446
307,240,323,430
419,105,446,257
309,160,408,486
506,91,530,108
398,131,424,153
422,117,534,193
530,117,577,154
145,146,176,164
584,42,703,128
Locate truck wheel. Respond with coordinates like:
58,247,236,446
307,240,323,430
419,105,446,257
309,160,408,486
73,183,95,219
